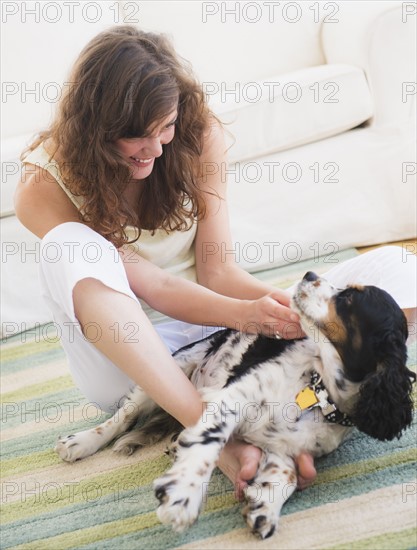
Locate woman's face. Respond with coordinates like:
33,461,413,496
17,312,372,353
115,109,178,180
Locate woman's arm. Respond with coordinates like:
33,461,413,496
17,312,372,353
121,247,294,336
120,246,245,326
194,121,302,337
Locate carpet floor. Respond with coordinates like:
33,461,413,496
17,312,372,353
1,250,416,549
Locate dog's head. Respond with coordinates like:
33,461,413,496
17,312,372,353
291,272,415,441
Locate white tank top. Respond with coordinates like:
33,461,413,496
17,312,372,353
22,142,198,323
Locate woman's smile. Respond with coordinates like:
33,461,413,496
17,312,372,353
116,110,177,179
129,156,155,169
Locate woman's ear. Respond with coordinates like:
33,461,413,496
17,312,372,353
352,338,414,441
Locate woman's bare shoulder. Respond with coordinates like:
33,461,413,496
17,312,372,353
202,116,227,156
14,163,81,239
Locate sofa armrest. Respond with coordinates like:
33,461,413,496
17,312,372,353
321,2,416,127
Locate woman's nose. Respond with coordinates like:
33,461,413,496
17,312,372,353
143,137,163,158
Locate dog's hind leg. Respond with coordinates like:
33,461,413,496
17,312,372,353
113,336,225,456
55,385,155,462
243,452,297,539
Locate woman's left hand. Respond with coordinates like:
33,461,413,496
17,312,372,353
244,290,306,339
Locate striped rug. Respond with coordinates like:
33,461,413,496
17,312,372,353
1,250,416,549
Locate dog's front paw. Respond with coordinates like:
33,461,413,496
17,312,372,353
243,488,278,539
54,431,101,462
154,474,202,532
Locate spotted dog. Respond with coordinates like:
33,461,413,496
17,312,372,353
55,272,415,539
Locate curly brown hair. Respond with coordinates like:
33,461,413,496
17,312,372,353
22,25,217,248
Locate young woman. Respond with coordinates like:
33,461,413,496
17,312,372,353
14,25,415,498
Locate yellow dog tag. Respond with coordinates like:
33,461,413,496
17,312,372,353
296,387,319,410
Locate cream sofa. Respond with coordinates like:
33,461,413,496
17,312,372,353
1,1,416,337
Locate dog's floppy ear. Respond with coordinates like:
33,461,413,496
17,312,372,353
352,332,415,441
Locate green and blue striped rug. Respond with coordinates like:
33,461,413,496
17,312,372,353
1,251,416,549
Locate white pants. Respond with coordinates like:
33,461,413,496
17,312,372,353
39,222,416,413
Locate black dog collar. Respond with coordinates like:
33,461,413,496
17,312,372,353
296,371,354,427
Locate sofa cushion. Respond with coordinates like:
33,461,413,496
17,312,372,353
210,64,374,163
226,125,416,273
1,133,34,217
1,65,372,218
1,216,52,339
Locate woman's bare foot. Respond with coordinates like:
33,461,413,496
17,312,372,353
217,440,317,500
217,438,261,500
296,452,317,490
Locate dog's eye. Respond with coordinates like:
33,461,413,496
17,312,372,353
337,291,354,306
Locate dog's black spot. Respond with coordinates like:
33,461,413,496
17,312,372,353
265,425,277,433
225,337,300,387
220,401,238,417
264,524,276,538
201,434,224,445
220,351,234,363
250,502,264,511
172,329,232,359
201,425,225,442
172,497,190,507
155,480,176,503
229,331,243,346
203,330,235,359
206,424,223,433
178,439,193,448
263,462,279,472
335,376,346,391
254,515,267,531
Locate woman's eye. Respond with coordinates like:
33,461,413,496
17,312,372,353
124,137,144,142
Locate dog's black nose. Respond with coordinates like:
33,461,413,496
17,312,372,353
303,271,318,282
